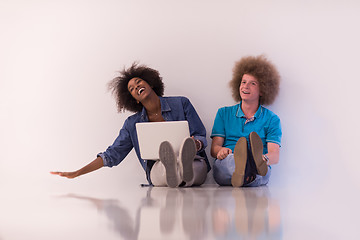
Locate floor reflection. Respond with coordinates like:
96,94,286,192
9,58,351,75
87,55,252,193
58,186,282,240
148,188,210,239
212,187,282,239
60,193,140,239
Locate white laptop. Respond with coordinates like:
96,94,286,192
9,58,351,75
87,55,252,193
136,121,190,160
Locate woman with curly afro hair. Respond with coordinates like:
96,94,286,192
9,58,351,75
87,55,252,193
211,55,282,187
51,63,210,188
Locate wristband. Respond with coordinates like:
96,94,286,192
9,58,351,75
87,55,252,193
195,139,202,151
262,154,269,162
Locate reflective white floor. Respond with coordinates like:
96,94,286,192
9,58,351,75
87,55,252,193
1,178,358,240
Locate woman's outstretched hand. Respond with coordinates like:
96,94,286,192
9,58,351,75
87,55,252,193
50,171,79,179
50,156,104,179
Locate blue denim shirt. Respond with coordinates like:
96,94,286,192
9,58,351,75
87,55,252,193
98,96,210,184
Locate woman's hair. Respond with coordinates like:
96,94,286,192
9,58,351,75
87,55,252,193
229,55,280,105
108,62,165,112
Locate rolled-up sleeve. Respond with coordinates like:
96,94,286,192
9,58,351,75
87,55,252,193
97,119,134,168
182,97,207,149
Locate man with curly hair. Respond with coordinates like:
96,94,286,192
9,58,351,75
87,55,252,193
211,55,282,187
51,63,210,188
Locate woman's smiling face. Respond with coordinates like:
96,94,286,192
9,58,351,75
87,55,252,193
127,77,154,102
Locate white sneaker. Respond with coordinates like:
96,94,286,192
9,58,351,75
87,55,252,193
159,141,178,188
179,137,196,183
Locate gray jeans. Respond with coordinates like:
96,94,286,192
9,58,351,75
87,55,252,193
150,157,208,187
213,153,271,187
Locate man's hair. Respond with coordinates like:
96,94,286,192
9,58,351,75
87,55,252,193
229,55,280,105
108,62,165,112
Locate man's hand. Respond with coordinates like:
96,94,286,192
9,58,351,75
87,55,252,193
216,147,232,160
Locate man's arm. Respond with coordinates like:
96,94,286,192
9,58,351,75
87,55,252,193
211,136,232,160
265,142,280,165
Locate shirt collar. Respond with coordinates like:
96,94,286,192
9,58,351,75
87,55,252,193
236,103,245,118
159,96,171,112
140,96,171,121
236,101,263,118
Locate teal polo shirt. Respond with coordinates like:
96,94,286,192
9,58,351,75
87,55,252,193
211,103,282,154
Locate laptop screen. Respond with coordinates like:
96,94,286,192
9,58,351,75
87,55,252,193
135,121,190,160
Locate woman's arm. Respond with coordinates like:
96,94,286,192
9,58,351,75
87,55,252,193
211,136,232,160
50,156,104,179
181,97,207,148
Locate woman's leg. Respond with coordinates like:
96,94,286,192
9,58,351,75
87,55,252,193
178,137,196,183
150,160,182,187
158,141,182,187
153,138,204,187
150,161,168,187
184,157,208,187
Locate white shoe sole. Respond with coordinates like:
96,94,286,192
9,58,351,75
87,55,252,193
179,137,196,183
159,141,178,188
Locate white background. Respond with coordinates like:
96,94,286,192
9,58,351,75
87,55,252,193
1,0,360,195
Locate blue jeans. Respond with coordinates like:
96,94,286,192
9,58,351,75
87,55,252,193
213,153,271,187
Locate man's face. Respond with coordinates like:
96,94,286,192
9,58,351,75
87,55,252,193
239,74,261,103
